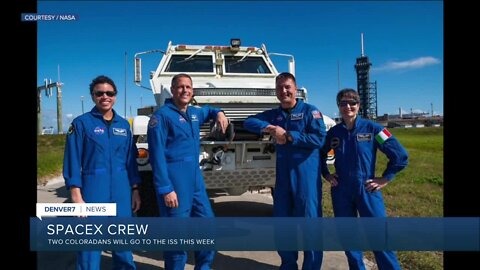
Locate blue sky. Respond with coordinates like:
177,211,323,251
37,1,443,132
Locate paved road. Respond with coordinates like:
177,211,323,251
37,177,374,269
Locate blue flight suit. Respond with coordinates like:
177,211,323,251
320,116,408,270
244,98,326,270
63,107,141,270
147,98,220,270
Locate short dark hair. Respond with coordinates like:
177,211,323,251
336,88,360,105
171,73,192,87
89,75,117,95
275,72,296,85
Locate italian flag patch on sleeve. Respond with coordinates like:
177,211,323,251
375,128,392,144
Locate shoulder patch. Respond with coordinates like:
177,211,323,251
331,137,340,149
312,110,322,119
67,124,75,135
375,128,392,144
148,115,158,128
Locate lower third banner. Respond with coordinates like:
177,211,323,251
30,217,479,251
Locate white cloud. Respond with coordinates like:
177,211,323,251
373,57,440,72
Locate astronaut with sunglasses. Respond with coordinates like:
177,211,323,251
320,88,408,270
63,75,141,270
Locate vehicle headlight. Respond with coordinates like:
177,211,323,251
137,148,149,166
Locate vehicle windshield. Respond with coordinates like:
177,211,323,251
165,55,214,72
225,56,272,74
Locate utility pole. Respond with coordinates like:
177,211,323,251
56,84,63,134
57,65,63,134
37,87,43,135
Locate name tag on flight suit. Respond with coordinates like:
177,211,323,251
357,133,373,141
290,113,304,121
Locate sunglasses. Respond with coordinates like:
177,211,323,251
93,90,117,97
338,100,358,107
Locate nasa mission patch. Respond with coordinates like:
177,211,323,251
331,137,340,149
148,115,158,128
67,124,75,135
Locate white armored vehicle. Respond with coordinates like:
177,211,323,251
132,39,334,201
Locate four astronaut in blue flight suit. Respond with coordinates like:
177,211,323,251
63,75,141,270
63,74,408,269
244,72,327,270
320,88,408,270
147,73,229,270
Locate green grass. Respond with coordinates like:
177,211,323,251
322,127,443,269
37,134,66,184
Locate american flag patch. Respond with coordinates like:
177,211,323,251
312,110,322,119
